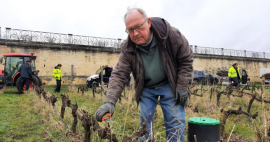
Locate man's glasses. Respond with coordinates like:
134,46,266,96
125,19,147,34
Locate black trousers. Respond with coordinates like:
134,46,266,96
230,77,239,86
21,78,30,91
55,80,61,92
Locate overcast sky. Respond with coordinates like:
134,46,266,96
0,0,269,52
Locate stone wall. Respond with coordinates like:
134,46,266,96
0,40,120,85
1,40,269,85
193,54,270,82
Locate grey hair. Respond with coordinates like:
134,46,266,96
124,6,148,22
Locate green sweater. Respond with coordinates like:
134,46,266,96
136,34,168,88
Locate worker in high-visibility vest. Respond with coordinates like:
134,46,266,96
52,64,62,92
228,63,241,86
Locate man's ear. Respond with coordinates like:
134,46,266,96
147,18,151,28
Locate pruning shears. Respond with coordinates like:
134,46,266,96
102,113,111,123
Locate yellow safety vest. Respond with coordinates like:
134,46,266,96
52,68,62,80
228,66,241,79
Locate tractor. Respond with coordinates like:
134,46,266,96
0,52,42,91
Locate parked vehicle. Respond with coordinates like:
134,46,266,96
189,70,219,85
0,52,42,91
217,69,249,86
260,68,270,84
86,66,113,88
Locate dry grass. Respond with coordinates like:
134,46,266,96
42,84,270,141
187,84,270,141
1,84,269,141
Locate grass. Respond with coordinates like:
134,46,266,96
0,88,44,141
0,84,269,141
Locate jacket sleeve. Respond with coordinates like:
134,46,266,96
28,65,32,78
52,69,57,79
105,44,132,105
228,67,232,77
175,30,194,90
52,69,55,77
59,69,62,80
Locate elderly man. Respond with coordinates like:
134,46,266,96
96,7,193,141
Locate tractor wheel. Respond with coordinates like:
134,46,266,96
16,77,23,92
33,75,42,87
32,75,41,87
16,76,41,92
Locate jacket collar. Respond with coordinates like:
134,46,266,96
126,17,170,53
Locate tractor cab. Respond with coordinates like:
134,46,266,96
3,53,37,85
0,52,41,91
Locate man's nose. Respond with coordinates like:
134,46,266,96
133,29,139,36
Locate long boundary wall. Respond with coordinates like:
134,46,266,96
1,40,269,85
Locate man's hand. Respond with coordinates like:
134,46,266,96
175,88,189,105
95,102,115,122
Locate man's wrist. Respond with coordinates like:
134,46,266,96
104,102,115,106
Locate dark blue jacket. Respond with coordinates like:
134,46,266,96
19,63,32,79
